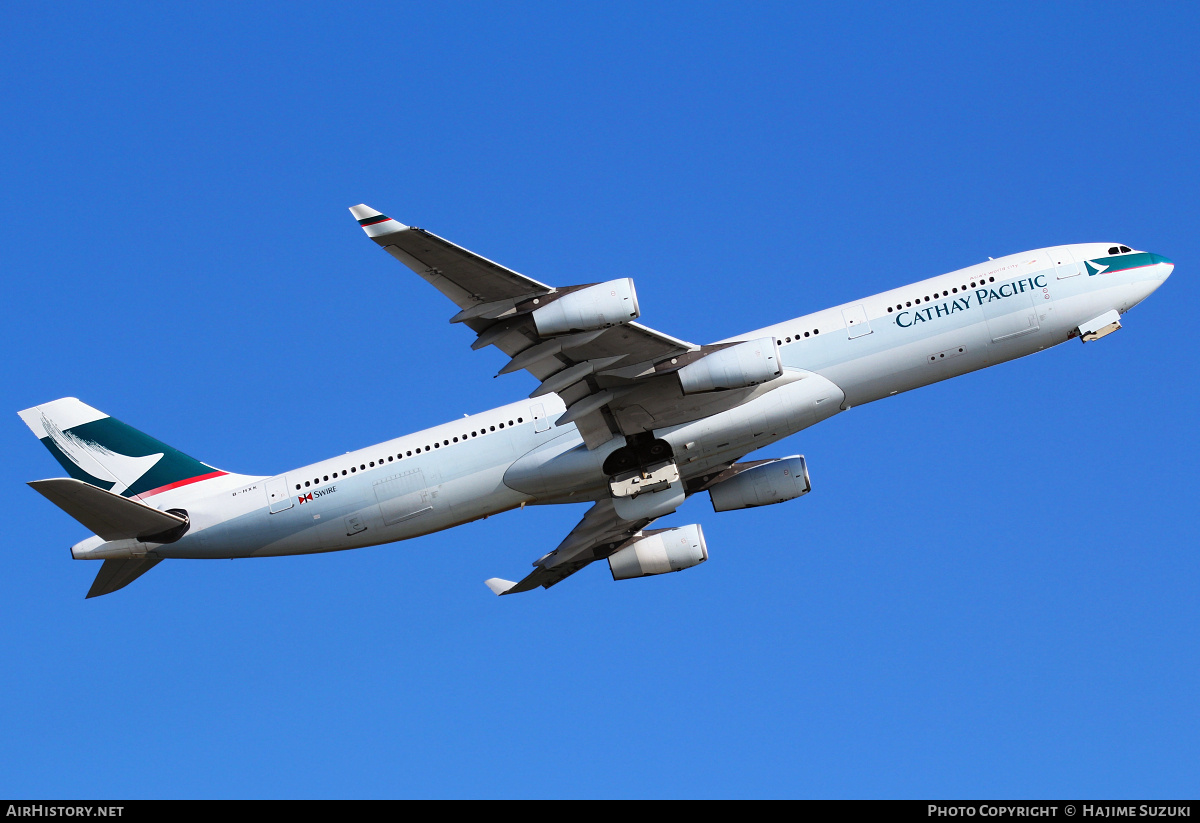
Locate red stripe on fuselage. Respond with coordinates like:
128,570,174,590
137,470,228,499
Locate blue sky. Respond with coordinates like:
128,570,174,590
2,2,1197,798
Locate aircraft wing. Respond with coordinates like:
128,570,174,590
352,205,767,448
350,205,555,309
484,498,659,595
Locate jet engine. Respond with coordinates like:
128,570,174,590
677,337,781,394
708,456,810,512
608,524,708,580
532,278,640,337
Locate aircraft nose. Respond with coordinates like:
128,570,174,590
1150,253,1174,280
1123,252,1172,310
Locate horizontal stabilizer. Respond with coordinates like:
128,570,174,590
87,557,162,599
484,578,517,596
29,478,187,541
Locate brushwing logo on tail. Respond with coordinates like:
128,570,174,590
40,413,163,496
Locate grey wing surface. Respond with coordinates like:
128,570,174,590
350,204,702,448
350,205,749,596
484,498,659,595
350,205,553,309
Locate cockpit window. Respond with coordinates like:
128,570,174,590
1119,245,1132,253
1108,246,1120,255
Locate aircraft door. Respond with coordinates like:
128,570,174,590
842,305,873,339
266,476,294,513
1048,246,1081,279
531,403,551,433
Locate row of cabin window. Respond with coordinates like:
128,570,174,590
778,328,821,345
772,274,1003,341
885,276,996,314
771,254,1126,340
295,416,526,490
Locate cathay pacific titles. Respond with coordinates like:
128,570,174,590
896,274,1049,328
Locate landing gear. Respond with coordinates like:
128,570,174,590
602,433,674,476
604,434,685,521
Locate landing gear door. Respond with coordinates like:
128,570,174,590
266,476,294,513
1049,246,1081,279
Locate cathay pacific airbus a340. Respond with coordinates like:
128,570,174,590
21,206,1174,598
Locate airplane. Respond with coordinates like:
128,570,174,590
19,205,1174,598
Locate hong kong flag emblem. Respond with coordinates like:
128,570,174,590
298,493,313,504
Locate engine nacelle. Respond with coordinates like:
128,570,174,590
708,456,811,512
677,337,781,395
532,278,640,337
608,524,708,580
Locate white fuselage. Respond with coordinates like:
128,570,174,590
70,243,1173,562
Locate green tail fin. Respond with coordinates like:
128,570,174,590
18,397,225,499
